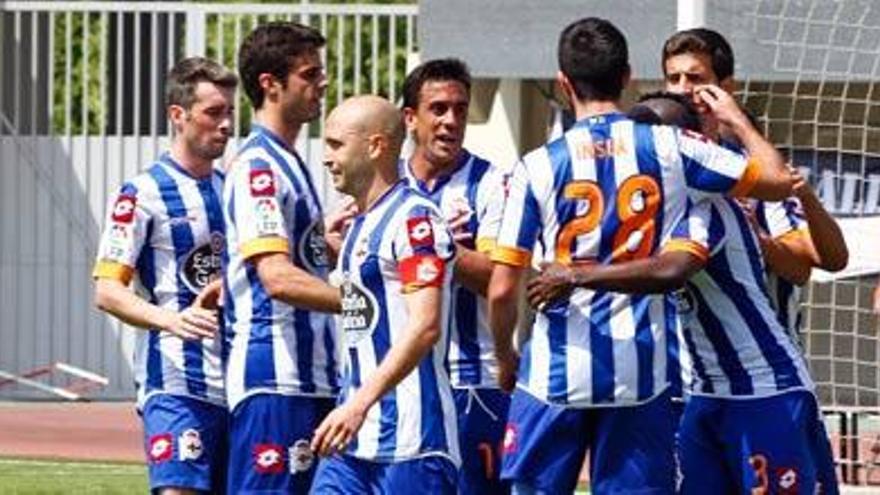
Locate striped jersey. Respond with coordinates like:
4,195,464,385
754,199,809,344
492,112,761,407
401,149,507,388
673,197,814,398
93,153,226,409
337,181,460,465
222,125,339,411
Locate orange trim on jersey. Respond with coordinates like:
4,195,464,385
491,246,531,268
241,237,289,260
775,227,809,243
92,260,134,284
662,239,709,263
729,157,761,198
476,237,496,254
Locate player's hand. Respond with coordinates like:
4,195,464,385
165,306,218,340
325,197,359,251
311,403,366,457
694,84,750,131
496,348,520,393
446,209,474,244
526,262,575,310
193,277,223,311
789,166,813,202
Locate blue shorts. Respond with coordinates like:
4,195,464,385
679,389,828,494
227,393,335,494
312,453,457,494
141,394,228,493
500,388,675,495
453,387,511,495
811,413,839,494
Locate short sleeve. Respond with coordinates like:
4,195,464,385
676,128,761,200
231,159,290,260
475,165,511,254
662,198,719,261
393,204,455,293
758,198,807,241
491,160,542,267
92,183,150,284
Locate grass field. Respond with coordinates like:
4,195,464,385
0,458,148,494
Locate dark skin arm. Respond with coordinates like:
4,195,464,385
526,251,706,309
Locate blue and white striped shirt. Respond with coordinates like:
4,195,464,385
337,181,460,465
492,113,760,407
93,153,226,409
223,125,339,411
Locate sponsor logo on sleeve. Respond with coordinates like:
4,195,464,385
249,169,276,197
178,429,203,461
288,439,315,474
254,197,283,237
148,433,173,463
253,443,285,474
111,194,137,223
406,216,435,249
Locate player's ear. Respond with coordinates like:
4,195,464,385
556,71,576,107
258,72,278,102
367,132,387,160
402,106,417,134
167,104,185,132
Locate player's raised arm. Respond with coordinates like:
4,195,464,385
791,169,848,272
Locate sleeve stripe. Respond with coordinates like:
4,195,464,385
729,157,761,198
476,237,496,254
92,261,134,284
775,227,809,243
241,237,289,260
491,246,532,267
662,239,709,262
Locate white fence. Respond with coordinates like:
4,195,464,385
0,1,417,400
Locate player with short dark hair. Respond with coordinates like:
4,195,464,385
223,21,340,493
400,57,511,494
488,17,794,494
93,56,237,494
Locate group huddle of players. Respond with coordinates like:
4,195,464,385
93,15,848,495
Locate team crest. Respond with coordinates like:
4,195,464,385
178,429,203,461
253,444,285,474
289,439,315,474
148,433,173,463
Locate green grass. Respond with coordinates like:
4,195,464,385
0,458,148,494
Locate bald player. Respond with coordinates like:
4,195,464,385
311,96,460,493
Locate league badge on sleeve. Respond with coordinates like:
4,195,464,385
254,197,283,237
111,194,137,224
406,216,435,249
249,169,276,197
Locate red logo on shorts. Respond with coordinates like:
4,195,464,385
249,169,276,197
111,194,137,223
502,423,517,454
253,443,285,474
148,433,173,463
775,467,799,494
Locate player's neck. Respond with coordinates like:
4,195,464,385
409,149,457,186
572,100,621,120
253,108,302,150
169,141,213,179
357,166,399,213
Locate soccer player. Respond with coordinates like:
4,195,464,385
92,57,236,494
487,17,795,494
311,95,459,493
662,29,846,493
223,22,340,493
526,94,832,493
400,58,510,494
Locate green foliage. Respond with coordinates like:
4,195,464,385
52,11,105,135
